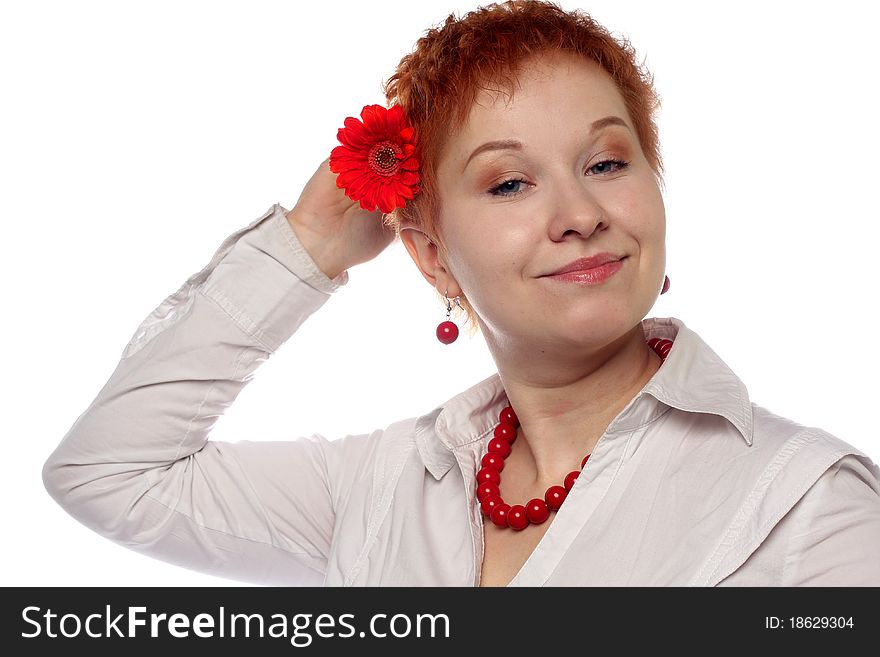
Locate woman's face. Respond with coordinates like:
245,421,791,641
422,51,666,353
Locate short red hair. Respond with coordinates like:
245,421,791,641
383,0,664,335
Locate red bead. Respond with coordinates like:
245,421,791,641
494,422,517,444
525,498,549,524
499,406,519,426
477,482,499,502
480,494,504,517
490,503,511,528
481,452,505,472
648,338,673,361
507,505,529,530
476,467,500,487
581,454,590,469
545,485,567,511
436,321,459,344
563,470,579,491
487,438,511,459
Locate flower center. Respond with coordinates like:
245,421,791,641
368,140,403,177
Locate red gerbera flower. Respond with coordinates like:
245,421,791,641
329,104,421,215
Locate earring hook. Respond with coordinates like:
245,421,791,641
444,287,462,319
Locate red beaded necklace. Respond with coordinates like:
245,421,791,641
476,337,673,531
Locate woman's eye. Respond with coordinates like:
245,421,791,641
588,158,630,175
488,178,528,197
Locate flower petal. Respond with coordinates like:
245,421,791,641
331,160,366,176
361,104,388,135
344,116,367,134
395,180,415,200
380,183,399,214
345,170,376,198
399,171,419,185
330,144,362,161
363,180,384,211
336,167,366,188
386,104,405,131
339,120,370,149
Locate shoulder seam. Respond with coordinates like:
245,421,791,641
689,428,849,586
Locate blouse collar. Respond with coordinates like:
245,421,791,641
414,316,754,481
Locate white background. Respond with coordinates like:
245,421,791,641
2,0,877,586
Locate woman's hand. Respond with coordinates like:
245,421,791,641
286,157,398,279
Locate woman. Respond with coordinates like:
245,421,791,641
42,0,880,586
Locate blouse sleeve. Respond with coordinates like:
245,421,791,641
779,453,880,586
41,202,358,586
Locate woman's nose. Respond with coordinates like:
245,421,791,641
546,175,607,242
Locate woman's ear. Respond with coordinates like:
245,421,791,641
399,226,462,297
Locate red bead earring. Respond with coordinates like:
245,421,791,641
661,275,670,295
436,288,462,344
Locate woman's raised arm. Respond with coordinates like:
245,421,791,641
42,158,397,585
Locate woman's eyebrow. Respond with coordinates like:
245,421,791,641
462,115,631,173
462,139,522,173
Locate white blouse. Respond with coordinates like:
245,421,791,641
42,202,880,586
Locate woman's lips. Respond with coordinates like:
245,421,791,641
543,257,626,284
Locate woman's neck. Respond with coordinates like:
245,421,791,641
487,323,662,486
